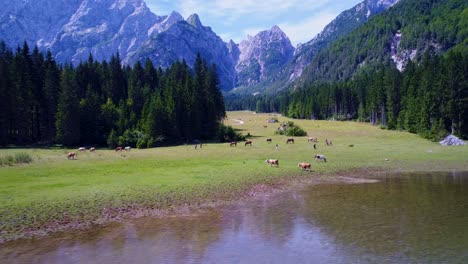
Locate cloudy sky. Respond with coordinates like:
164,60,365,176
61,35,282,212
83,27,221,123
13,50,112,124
145,0,363,46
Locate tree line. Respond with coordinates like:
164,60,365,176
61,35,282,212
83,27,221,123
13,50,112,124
226,49,468,140
0,41,226,147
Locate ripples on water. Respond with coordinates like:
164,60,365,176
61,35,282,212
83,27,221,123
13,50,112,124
2,171,468,263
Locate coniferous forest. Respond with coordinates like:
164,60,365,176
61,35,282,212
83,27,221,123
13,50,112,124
0,41,226,147
226,49,468,140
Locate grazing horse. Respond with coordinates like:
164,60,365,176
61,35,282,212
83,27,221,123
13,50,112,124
230,141,237,146
78,147,86,152
314,154,327,162
67,152,76,160
89,147,95,152
265,159,279,167
286,138,294,144
245,140,252,146
125,146,131,151
115,147,123,152
266,138,272,143
298,162,311,171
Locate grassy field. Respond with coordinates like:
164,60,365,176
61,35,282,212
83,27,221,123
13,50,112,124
1,111,467,241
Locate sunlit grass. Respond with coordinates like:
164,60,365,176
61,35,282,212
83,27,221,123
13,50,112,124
0,111,467,241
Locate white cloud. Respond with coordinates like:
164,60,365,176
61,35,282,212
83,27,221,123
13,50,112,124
164,0,332,18
279,12,337,45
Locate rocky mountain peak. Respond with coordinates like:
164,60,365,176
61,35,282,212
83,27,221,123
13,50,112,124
235,25,294,87
186,13,203,28
148,10,183,35
227,39,240,63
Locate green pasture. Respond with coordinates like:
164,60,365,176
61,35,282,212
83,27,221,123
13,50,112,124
1,111,467,241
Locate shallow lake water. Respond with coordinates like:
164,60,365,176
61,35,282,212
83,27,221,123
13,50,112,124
1,171,468,263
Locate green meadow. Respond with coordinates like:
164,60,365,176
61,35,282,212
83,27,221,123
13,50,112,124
1,111,467,241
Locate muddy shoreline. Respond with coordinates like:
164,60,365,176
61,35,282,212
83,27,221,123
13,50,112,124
0,167,455,244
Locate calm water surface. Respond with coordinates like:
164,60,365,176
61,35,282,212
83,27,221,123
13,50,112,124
1,172,468,263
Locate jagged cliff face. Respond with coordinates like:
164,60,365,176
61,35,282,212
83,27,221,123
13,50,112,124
0,0,82,48
50,0,164,64
235,26,294,87
126,14,237,90
0,0,236,90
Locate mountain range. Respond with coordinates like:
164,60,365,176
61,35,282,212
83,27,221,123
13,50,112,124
1,0,454,93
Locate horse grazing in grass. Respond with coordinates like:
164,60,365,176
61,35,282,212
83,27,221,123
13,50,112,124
115,147,123,152
286,138,294,144
265,159,279,167
78,147,86,152
266,138,272,143
245,140,252,146
230,141,237,146
314,154,327,162
298,162,311,171
125,146,131,151
89,147,95,152
67,152,76,160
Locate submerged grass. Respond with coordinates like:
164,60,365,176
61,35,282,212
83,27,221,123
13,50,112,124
0,111,467,242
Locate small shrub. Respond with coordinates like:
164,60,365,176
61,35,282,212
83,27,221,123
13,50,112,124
275,121,307,137
14,152,33,164
285,126,307,136
218,124,246,142
0,155,14,166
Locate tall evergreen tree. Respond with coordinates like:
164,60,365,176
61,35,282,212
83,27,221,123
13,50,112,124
56,65,80,146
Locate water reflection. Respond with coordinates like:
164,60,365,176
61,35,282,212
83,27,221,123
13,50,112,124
1,172,468,263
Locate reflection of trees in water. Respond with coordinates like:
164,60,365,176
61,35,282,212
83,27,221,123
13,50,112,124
129,211,224,262
222,193,306,246
299,173,468,262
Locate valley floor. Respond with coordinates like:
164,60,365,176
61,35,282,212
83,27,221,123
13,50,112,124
1,111,467,242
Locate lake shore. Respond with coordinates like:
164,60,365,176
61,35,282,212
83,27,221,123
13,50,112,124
2,167,466,244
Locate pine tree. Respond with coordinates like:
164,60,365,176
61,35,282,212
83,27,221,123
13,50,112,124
56,65,80,146
42,51,60,142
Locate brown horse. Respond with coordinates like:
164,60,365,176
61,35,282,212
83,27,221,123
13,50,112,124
286,138,294,144
67,152,76,160
115,147,123,152
266,138,272,143
230,141,237,146
245,140,252,146
298,162,311,171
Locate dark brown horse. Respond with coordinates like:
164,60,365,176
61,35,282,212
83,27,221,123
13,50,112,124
286,138,294,144
245,140,252,146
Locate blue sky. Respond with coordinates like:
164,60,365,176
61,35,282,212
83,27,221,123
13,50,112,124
145,0,363,46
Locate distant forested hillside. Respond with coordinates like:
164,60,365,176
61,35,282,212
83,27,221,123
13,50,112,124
297,0,467,85
0,41,226,147
226,49,467,140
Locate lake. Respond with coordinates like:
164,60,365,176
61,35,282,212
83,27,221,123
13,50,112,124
1,171,467,263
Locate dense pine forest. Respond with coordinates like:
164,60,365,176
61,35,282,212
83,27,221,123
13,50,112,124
0,41,226,147
226,49,468,140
